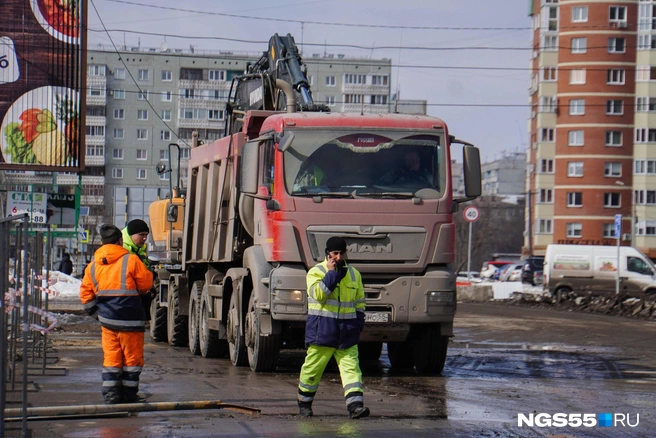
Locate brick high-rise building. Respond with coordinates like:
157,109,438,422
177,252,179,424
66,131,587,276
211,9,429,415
527,0,656,260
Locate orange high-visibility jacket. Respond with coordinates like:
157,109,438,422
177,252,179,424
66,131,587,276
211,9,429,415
80,243,153,332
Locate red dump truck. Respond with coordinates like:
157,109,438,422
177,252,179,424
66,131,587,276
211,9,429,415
147,33,481,374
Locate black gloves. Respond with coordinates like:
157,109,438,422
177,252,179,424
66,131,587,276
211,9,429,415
356,311,365,332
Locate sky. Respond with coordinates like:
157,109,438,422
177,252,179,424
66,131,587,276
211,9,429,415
87,0,532,162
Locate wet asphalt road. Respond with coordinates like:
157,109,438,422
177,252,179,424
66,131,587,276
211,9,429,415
6,302,656,437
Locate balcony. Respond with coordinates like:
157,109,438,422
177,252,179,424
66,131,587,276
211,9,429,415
177,119,225,129
343,104,389,114
86,94,106,106
85,155,105,166
342,83,385,94
85,135,105,146
81,195,105,205
178,79,231,91
86,116,106,126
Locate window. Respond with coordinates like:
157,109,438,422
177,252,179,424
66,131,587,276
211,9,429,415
635,128,656,143
635,97,656,112
603,223,615,238
86,144,104,156
566,223,583,238
137,69,149,80
604,162,622,177
567,192,583,207
208,109,224,120
159,150,169,161
638,34,656,50
571,37,587,53
136,169,147,180
569,130,584,146
325,96,335,106
634,159,656,174
137,90,149,100
543,35,558,51
113,89,125,99
113,148,123,159
160,130,171,141
182,89,196,99
208,89,229,101
541,67,557,81
112,168,123,179
159,171,170,181
539,96,557,112
606,99,624,115
547,6,558,30
137,109,148,120
371,75,388,85
161,91,172,102
634,189,656,204
113,128,124,139
607,69,625,84
88,65,106,76
538,219,553,234
608,38,626,53
161,70,172,81
179,108,207,119
113,108,124,119
604,193,621,207
370,95,388,105
208,70,226,81
540,128,555,142
137,128,148,140
344,74,367,84
85,126,104,136
609,6,627,22
570,99,585,115
538,189,553,203
568,161,584,177
606,131,622,146
180,148,190,159
161,110,171,121
572,6,588,22
114,68,125,80
136,149,147,160
88,85,104,97
570,69,586,84
344,94,363,104
325,76,335,86
539,159,554,174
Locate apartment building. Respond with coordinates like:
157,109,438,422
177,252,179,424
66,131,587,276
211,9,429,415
527,0,656,259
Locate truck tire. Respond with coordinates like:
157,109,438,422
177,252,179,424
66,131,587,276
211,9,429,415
188,281,203,355
412,324,448,375
387,341,413,370
149,293,167,342
227,290,247,366
200,284,227,358
167,280,188,347
359,342,383,361
245,293,280,372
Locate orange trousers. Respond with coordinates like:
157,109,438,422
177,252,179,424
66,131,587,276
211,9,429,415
100,327,144,403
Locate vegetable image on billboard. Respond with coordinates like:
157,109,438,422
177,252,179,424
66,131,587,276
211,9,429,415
30,0,81,44
1,86,80,166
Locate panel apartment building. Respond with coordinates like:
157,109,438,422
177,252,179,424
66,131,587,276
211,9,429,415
527,0,656,259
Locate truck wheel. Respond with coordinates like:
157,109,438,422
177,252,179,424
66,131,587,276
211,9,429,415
188,281,203,355
412,324,448,375
387,341,413,370
149,292,167,342
200,284,226,358
167,280,188,347
555,286,572,303
359,342,383,361
227,290,247,366
245,293,280,372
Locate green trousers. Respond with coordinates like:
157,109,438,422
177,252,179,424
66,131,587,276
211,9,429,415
297,344,364,409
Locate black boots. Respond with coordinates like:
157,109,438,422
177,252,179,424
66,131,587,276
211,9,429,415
298,401,313,417
348,403,370,419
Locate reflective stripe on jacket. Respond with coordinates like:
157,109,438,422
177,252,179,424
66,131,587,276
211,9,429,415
305,260,366,349
80,243,153,332
121,227,149,268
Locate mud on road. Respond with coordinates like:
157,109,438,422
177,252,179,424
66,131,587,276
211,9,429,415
5,302,655,437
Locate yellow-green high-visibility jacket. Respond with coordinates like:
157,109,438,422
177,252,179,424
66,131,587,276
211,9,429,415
305,259,366,349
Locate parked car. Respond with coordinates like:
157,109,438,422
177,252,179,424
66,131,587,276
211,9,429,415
521,256,545,286
481,261,514,279
499,263,524,282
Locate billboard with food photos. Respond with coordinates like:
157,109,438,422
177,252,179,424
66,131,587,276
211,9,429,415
0,0,87,171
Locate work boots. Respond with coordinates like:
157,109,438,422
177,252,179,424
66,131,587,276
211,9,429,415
348,403,370,419
298,401,313,417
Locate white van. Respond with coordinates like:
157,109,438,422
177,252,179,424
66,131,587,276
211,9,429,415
544,244,656,298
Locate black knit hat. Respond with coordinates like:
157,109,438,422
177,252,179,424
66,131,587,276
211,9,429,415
127,219,149,236
325,236,347,253
100,224,122,245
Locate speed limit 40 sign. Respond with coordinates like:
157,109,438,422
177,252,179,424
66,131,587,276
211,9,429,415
463,205,480,223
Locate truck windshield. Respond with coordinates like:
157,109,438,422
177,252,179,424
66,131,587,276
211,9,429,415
283,129,444,198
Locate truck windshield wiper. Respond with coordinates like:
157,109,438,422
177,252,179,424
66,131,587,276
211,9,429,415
293,191,353,198
355,192,415,198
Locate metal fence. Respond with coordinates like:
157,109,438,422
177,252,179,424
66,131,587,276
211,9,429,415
1,215,57,437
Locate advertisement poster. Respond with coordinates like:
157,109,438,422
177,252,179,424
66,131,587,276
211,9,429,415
0,0,87,171
553,254,591,271
6,191,47,223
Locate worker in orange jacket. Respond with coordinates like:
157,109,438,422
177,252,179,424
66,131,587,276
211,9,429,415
80,224,153,404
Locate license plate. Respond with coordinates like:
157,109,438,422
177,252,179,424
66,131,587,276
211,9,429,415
365,312,389,323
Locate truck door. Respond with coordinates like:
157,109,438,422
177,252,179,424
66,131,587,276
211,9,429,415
624,256,655,296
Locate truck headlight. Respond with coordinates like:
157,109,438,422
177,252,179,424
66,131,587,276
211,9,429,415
273,289,305,301
427,291,454,303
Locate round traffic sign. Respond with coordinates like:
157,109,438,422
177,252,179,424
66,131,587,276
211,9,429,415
463,205,480,223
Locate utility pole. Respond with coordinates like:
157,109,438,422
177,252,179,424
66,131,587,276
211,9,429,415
527,190,533,256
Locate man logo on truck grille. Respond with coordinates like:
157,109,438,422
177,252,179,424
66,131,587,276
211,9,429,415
348,243,392,253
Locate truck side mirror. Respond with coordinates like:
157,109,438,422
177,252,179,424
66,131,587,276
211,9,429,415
463,145,481,198
166,204,178,222
241,142,260,195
